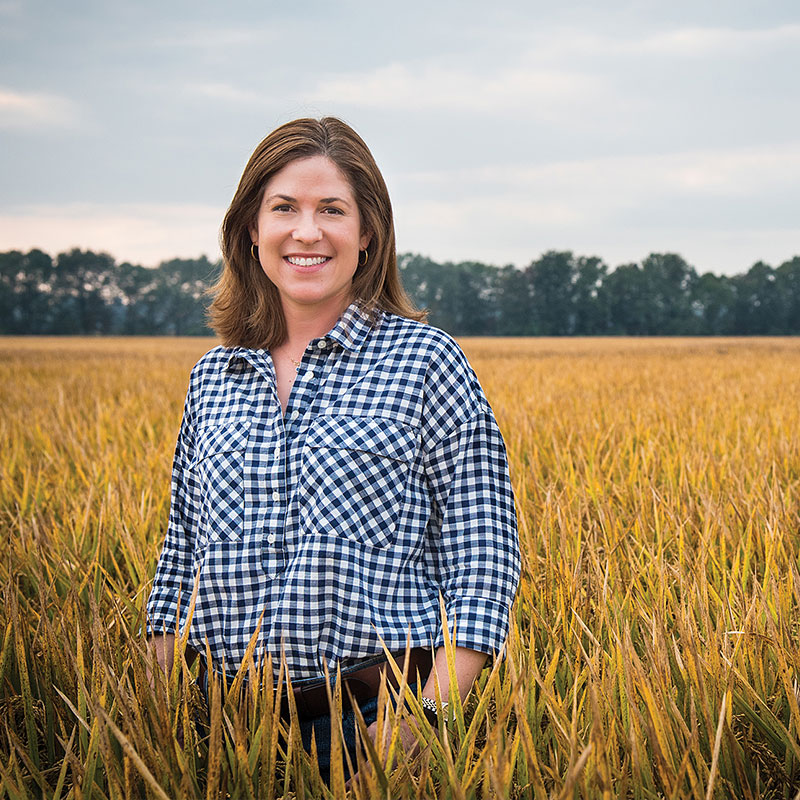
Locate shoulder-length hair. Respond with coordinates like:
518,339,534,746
209,117,425,349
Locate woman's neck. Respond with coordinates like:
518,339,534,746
280,297,351,354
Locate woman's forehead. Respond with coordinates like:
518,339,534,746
264,155,355,198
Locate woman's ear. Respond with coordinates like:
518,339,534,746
360,231,372,251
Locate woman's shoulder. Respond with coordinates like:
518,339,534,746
377,313,488,416
187,345,237,385
378,312,468,364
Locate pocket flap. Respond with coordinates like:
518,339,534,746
306,415,417,463
190,419,251,466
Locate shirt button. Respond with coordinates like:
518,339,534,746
305,371,315,380
290,410,300,420
272,490,280,502
267,533,276,545
317,339,327,350
273,446,281,458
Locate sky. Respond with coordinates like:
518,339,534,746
1,0,798,276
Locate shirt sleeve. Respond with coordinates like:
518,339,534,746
145,383,200,637
421,342,521,656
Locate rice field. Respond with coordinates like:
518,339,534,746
1,335,799,799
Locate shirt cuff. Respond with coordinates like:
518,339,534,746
435,595,513,656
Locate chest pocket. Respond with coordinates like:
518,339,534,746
299,415,418,549
188,419,251,551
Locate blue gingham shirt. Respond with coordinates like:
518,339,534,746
147,303,520,680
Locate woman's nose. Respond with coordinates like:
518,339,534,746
292,213,322,243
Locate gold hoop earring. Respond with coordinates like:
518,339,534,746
250,243,259,261
358,249,369,267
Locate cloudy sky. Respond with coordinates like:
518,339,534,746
1,0,798,275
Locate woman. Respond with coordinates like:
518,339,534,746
146,117,520,778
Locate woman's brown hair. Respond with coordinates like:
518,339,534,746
209,117,424,349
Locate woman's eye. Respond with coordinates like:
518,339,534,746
272,204,292,213
323,206,344,215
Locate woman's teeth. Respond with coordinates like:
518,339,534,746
286,256,328,266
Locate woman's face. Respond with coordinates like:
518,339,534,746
249,155,370,322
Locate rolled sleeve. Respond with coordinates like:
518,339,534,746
423,409,521,655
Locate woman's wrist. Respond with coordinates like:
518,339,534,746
420,695,448,725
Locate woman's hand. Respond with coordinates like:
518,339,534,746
345,716,421,790
145,633,175,688
368,716,420,756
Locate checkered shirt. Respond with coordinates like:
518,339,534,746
146,303,520,680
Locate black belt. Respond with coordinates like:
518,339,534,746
286,648,433,719
198,648,433,720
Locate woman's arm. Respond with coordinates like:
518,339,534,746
146,382,199,651
146,633,175,684
357,645,488,786
145,633,197,686
421,645,487,705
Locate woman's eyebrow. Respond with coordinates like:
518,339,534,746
319,196,352,206
264,193,352,207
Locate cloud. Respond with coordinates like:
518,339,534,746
401,143,800,202
0,203,224,266
0,87,79,129
186,82,267,105
312,62,608,118
150,27,267,49
508,23,800,64
388,143,800,271
635,23,800,57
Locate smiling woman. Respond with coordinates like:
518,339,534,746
208,117,423,351
144,117,521,784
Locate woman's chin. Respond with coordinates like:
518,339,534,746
278,288,354,317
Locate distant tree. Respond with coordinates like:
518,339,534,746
638,253,698,334
602,263,648,334
494,265,533,335
525,251,575,335
600,253,697,335
114,262,162,334
690,272,737,335
0,249,54,333
775,256,800,335
573,256,609,335
50,249,116,334
397,253,436,312
441,261,498,335
399,254,497,334
152,257,219,335
731,262,782,334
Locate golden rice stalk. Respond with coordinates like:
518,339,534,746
1,336,800,797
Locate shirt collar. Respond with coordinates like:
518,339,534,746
224,346,270,375
223,301,380,372
325,301,380,353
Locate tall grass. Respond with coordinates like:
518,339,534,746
1,336,798,798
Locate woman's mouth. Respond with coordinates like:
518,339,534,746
285,256,330,267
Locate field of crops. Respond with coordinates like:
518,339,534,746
1,336,799,799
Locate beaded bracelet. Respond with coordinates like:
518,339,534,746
420,696,447,726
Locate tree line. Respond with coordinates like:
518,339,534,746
1,248,798,336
